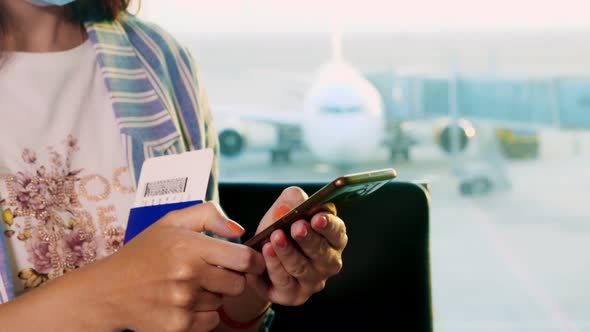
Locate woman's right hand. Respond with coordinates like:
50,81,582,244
91,202,266,332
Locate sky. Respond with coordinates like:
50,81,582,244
138,0,590,34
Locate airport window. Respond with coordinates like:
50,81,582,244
141,1,590,330
320,106,362,114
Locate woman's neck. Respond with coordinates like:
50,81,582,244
2,1,86,52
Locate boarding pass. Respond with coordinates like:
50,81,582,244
123,148,214,243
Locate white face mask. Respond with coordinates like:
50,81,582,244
25,0,76,6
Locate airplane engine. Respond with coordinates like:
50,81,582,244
218,126,248,157
434,119,476,154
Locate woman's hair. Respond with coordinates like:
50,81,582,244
0,0,131,61
69,0,131,22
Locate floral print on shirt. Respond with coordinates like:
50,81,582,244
0,135,129,290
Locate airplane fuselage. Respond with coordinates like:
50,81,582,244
302,61,386,165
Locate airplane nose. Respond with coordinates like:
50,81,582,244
304,115,383,163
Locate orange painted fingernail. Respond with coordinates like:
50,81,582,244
226,220,245,236
273,205,291,221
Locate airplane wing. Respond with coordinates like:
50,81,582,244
211,104,305,159
212,104,304,127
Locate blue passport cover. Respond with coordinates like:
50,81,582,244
123,200,203,244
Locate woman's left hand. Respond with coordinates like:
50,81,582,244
250,186,348,306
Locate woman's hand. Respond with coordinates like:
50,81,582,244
91,202,266,332
250,187,348,306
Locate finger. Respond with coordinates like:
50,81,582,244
199,264,247,297
273,204,292,222
291,220,329,261
292,219,343,277
192,290,223,311
198,237,266,274
256,187,308,233
310,213,348,251
191,310,220,332
270,229,320,284
166,282,221,312
164,201,246,239
261,242,297,290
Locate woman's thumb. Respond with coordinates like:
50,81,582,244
166,202,246,239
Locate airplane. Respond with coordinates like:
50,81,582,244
210,36,530,168
211,32,419,166
210,33,590,195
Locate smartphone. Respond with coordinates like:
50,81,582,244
244,168,397,250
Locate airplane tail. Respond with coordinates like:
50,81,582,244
331,27,344,62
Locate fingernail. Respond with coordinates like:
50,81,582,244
295,224,308,239
275,234,288,249
273,204,291,221
226,220,245,235
265,244,277,257
315,215,328,229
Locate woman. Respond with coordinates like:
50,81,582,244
0,1,348,331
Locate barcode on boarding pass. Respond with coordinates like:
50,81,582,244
144,177,188,198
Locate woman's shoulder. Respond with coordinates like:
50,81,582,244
115,14,194,66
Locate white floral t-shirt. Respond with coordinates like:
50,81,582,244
0,40,135,295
